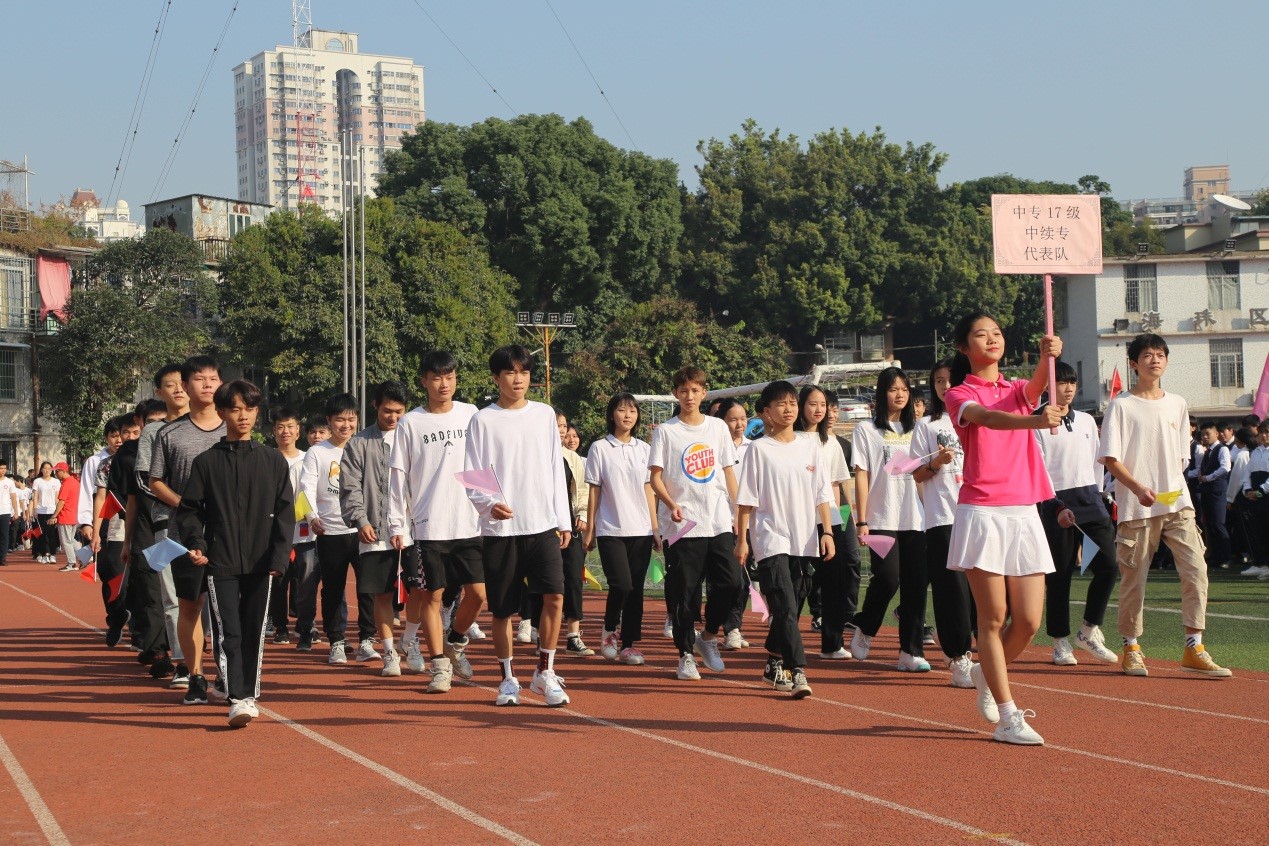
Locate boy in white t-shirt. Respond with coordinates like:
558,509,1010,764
735,381,835,698
1098,334,1231,678
649,366,743,681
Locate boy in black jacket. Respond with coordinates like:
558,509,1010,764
176,380,294,727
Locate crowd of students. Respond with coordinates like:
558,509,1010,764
39,316,1264,742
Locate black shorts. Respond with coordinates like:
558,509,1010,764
417,537,484,592
171,555,209,602
483,530,565,619
356,546,420,595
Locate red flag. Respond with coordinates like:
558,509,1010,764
1253,353,1269,419
106,567,125,603
98,491,124,521
1109,367,1124,401
396,573,407,605
79,560,98,583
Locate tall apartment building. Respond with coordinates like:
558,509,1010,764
234,28,424,215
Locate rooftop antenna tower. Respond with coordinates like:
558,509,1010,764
290,0,319,207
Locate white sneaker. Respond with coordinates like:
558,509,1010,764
404,639,426,673
694,636,725,672
530,669,570,706
1074,626,1118,663
948,655,975,689
381,649,401,677
970,662,1000,724
356,640,381,662
992,709,1044,745
427,656,453,693
1259,570,1269,581
722,629,746,650
677,654,701,680
618,647,644,665
600,629,620,661
495,676,521,706
328,641,348,664
443,637,474,680
897,651,931,672
662,615,674,638
819,647,851,660
1052,637,1078,666
515,619,534,643
1240,564,1267,576
244,697,259,719
227,699,253,728
850,627,871,661
466,622,486,641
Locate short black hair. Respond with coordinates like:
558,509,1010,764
104,416,124,437
373,380,408,407
605,393,641,436
1127,333,1168,362
1217,419,1234,432
760,380,799,409
420,350,457,378
1234,427,1257,449
1199,420,1218,432
325,393,358,419
1240,413,1260,428
489,345,534,375
153,363,184,389
134,398,167,420
213,379,263,410
305,414,329,433
1054,359,1078,384
181,355,221,383
271,406,301,426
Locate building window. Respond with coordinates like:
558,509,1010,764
1124,264,1157,313
1209,338,1244,388
1206,260,1240,310
0,349,16,400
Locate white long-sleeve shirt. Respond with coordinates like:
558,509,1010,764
389,403,480,541
77,447,111,526
1227,448,1250,504
299,440,355,536
463,400,570,537
1244,445,1269,495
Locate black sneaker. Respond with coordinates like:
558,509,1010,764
922,626,936,646
566,636,594,657
182,674,208,705
273,628,291,645
296,636,313,652
169,663,191,689
762,658,793,692
810,617,823,632
106,622,125,648
309,628,322,644
137,649,157,667
264,621,276,638
149,655,175,679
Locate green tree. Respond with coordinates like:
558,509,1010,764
40,229,215,457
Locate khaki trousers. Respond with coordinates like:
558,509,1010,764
1114,507,1207,638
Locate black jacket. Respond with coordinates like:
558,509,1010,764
175,439,295,577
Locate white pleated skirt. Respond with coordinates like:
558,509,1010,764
946,504,1055,577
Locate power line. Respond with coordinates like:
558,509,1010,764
107,0,172,208
406,0,518,117
149,0,241,201
542,0,637,150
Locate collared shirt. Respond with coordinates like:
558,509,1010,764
944,375,1054,507
584,434,652,537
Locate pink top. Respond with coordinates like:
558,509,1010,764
944,375,1054,507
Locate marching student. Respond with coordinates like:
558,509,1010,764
1035,361,1120,668
1192,421,1232,570
1099,333,1233,678
1227,427,1256,571
824,390,862,624
267,407,306,645
341,381,418,677
848,367,928,671
1241,421,1269,577
111,400,168,656
293,415,331,649
32,462,59,564
89,414,138,646
649,365,742,681
390,351,488,693
735,381,835,699
176,380,294,728
0,460,19,568
75,427,112,556
556,411,594,657
54,462,80,570
909,360,977,688
713,399,752,650
583,393,657,665
943,311,1065,745
463,345,572,707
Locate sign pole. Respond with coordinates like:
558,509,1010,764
1044,272,1057,433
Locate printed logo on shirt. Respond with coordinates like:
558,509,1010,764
326,461,340,494
681,442,716,484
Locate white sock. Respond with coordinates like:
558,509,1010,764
499,657,513,680
998,700,1018,720
403,622,420,643
1186,632,1202,648
383,637,395,654
1123,636,1138,647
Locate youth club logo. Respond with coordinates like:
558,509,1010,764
681,442,716,484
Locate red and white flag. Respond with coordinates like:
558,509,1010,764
98,491,124,521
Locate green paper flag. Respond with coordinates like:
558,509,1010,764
648,556,665,584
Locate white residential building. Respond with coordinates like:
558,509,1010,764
66,189,144,243
233,28,425,215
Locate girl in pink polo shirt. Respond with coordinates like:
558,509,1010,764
943,311,1065,746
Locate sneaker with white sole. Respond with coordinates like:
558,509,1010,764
515,620,534,644
1180,644,1233,678
677,654,701,680
897,651,931,672
992,709,1043,745
530,669,570,706
404,639,426,673
426,656,453,693
444,637,474,680
850,627,872,661
355,640,381,662
819,647,851,660
1240,564,1267,576
381,649,401,677
495,676,521,706
618,647,644,665
227,699,254,728
790,668,812,699
466,622,486,640
1052,637,1078,666
1074,626,1118,663
970,662,1000,723
600,629,620,661
566,636,594,657
209,677,228,702
948,655,975,689
694,636,725,672
722,629,747,650
244,697,259,719
328,641,348,664
662,615,674,638
922,626,936,646
762,658,793,692
1120,643,1148,676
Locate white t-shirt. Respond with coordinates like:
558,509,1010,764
300,440,355,536
77,447,110,526
648,415,738,539
280,451,309,545
1245,445,1269,494
584,435,653,537
735,438,752,467
33,477,60,514
0,477,16,516
851,420,923,532
1036,410,1101,493
909,414,963,529
796,431,848,527
389,403,480,542
737,435,833,560
1097,391,1193,522
463,400,571,537
1227,448,1250,504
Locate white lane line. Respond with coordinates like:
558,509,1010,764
0,734,72,846
1071,599,1269,622
458,681,1031,846
1,579,104,633
257,706,538,846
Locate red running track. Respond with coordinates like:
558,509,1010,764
1,552,1266,846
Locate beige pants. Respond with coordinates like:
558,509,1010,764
1114,507,1207,638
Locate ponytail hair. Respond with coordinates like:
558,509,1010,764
948,310,999,388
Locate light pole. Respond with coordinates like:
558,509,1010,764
515,311,576,404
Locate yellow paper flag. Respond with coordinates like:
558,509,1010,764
583,566,602,590
295,490,314,521
1155,490,1182,505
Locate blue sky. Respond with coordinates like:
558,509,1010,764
6,1,1268,210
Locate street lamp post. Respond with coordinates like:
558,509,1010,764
515,311,575,404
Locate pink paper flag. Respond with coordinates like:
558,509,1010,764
453,467,503,497
862,533,895,559
884,449,924,476
748,585,769,622
1254,352,1269,419
663,519,697,546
